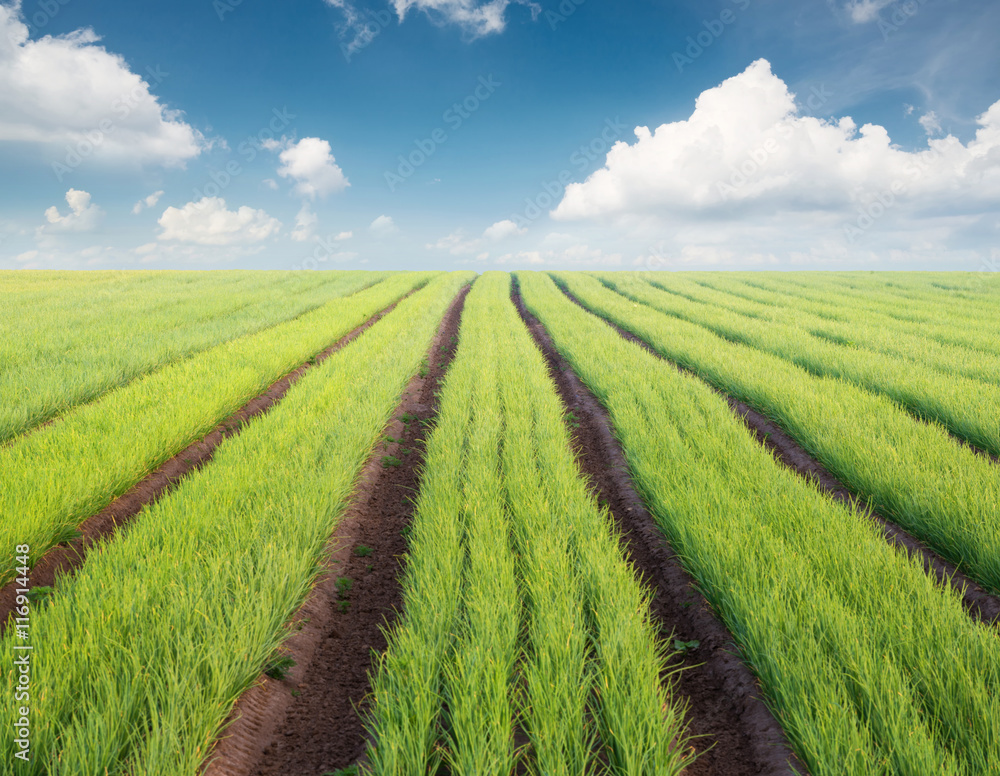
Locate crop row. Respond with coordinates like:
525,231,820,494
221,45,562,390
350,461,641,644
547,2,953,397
638,273,1000,386
0,272,473,776
518,270,1000,776
0,270,392,444
366,272,691,775
554,272,1000,595
698,272,1000,356
0,271,438,585
588,272,1000,457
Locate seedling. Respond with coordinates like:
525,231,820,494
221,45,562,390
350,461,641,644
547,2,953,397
354,545,373,557
400,448,411,456
291,689,301,697
673,639,700,654
339,601,351,613
27,586,54,604
336,577,353,597
264,655,296,680
400,525,412,538
419,356,430,378
382,455,401,468
401,412,417,424
565,410,581,429
323,767,359,776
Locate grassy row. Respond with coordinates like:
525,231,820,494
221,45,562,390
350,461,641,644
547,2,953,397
758,272,1000,324
696,272,1000,356
590,272,1000,457
0,270,389,443
0,272,438,587
0,272,474,776
518,270,1000,776
366,272,690,774
554,271,1000,593
635,273,1000,386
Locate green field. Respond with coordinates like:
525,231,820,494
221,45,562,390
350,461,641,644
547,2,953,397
3,270,1000,776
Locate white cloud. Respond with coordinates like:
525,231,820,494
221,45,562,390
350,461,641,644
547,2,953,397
429,219,527,256
335,230,353,241
483,218,526,240
919,111,942,136
41,189,103,232
270,137,349,199
494,245,621,267
131,190,164,215
391,0,540,37
427,229,480,255
0,3,206,168
291,203,318,242
843,0,895,23
369,214,398,236
263,178,279,190
157,198,282,245
552,59,1000,222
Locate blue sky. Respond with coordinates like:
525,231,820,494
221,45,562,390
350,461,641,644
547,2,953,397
1,0,998,271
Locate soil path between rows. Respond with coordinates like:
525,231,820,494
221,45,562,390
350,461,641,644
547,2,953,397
0,295,412,638
512,279,806,776
555,281,1000,628
203,285,470,776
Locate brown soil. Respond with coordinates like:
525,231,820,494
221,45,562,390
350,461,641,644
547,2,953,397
0,298,408,638
512,279,806,776
203,285,470,776
555,281,1000,628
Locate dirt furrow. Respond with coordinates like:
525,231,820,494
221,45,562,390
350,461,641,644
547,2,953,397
554,281,1000,628
0,298,409,637
512,279,806,776
203,285,470,776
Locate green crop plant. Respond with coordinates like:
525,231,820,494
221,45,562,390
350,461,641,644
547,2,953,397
584,271,1000,457
519,269,1000,776
0,271,474,776
0,270,392,444
555,271,1000,596
366,272,691,775
0,272,440,585
629,272,1000,387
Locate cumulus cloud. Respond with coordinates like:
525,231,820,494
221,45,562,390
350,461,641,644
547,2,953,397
369,214,398,236
269,137,349,199
919,111,942,136
0,3,206,168
429,219,528,256
842,0,895,23
41,189,103,232
392,0,540,37
495,244,622,267
291,203,318,242
131,190,164,215
483,218,526,240
552,59,1000,222
157,198,281,245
